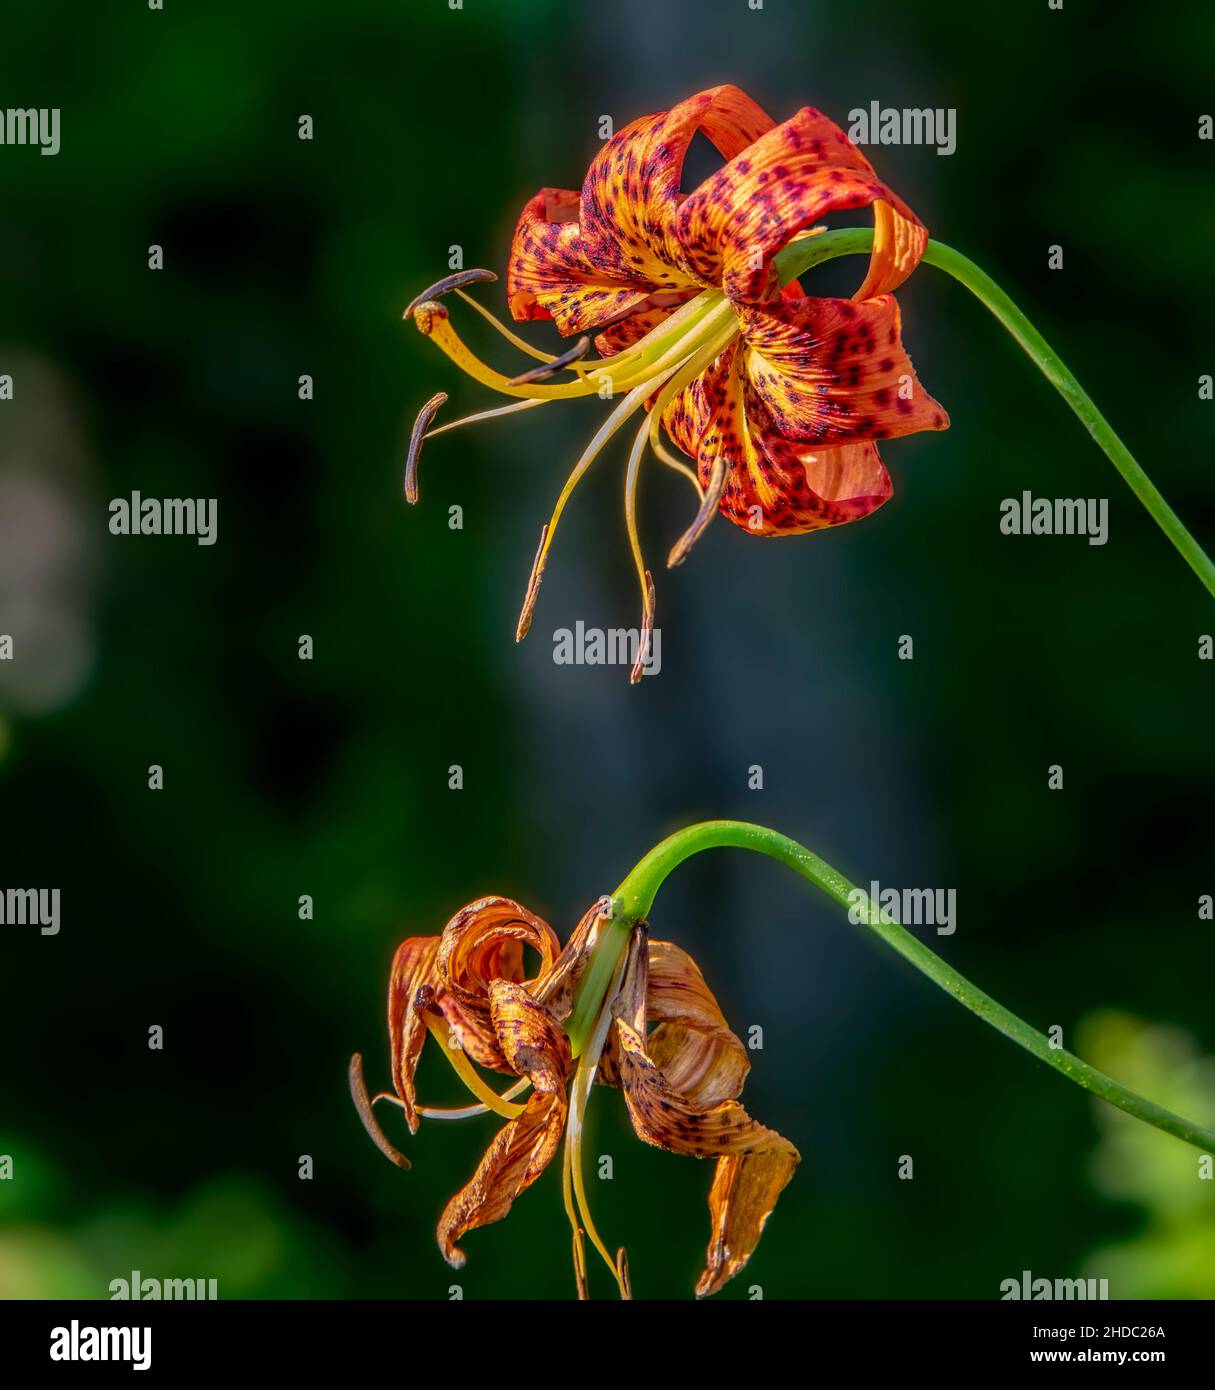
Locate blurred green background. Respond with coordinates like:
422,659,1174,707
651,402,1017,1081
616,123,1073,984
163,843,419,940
0,0,1212,1299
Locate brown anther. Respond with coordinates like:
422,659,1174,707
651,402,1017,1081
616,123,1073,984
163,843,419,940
667,453,727,567
572,1228,589,1301
515,524,549,641
348,1053,412,1170
629,571,656,685
616,1247,633,1300
404,392,448,504
506,336,591,386
403,268,498,320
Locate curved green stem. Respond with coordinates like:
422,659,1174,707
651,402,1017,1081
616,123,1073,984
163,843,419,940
567,820,1215,1154
773,229,1215,599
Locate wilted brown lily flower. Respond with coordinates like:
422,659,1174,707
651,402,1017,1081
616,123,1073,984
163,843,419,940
350,893,798,1299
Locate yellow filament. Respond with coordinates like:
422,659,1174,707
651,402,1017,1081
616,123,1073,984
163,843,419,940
423,1014,525,1119
453,288,594,370
425,398,546,439
622,332,732,600
416,1077,531,1121
517,304,740,636
567,1059,627,1297
561,1143,587,1296
523,368,678,596
561,950,632,1300
622,411,653,631
415,311,598,401
648,421,703,500
414,290,730,404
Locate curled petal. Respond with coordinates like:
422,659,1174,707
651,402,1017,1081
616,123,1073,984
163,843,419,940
533,897,611,1021
860,197,928,301
488,979,572,1094
506,188,655,335
436,1090,568,1268
415,898,562,1076
579,85,775,288
610,932,800,1296
614,1013,794,1161
437,980,572,1267
436,896,561,1020
387,934,442,1133
507,85,775,335
675,105,925,304
661,328,939,536
697,1147,800,1299
437,993,514,1073
644,940,751,1105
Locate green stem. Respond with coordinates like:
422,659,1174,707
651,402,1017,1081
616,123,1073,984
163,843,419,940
569,820,1215,1154
773,229,1215,599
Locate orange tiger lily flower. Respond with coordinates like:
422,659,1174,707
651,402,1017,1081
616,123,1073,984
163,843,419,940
349,893,798,1299
402,84,947,680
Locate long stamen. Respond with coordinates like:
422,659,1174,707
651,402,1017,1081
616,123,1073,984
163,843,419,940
348,1053,412,1169
648,418,704,500
567,1060,627,1296
404,268,497,320
514,368,676,641
412,292,731,405
422,1011,525,1119
622,412,657,684
562,952,631,1299
433,275,703,389
425,397,545,439
413,302,608,402
370,1076,531,1123
514,305,739,641
404,391,447,504
417,1077,531,1120
667,452,727,568
511,307,739,642
642,331,738,567
507,336,591,386
561,1143,590,1300
453,287,593,371
615,1247,632,1299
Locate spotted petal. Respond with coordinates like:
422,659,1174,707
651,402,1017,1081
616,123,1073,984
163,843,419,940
507,84,775,335
675,104,927,304
739,291,948,445
661,291,947,536
434,896,561,1071
387,934,441,1133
